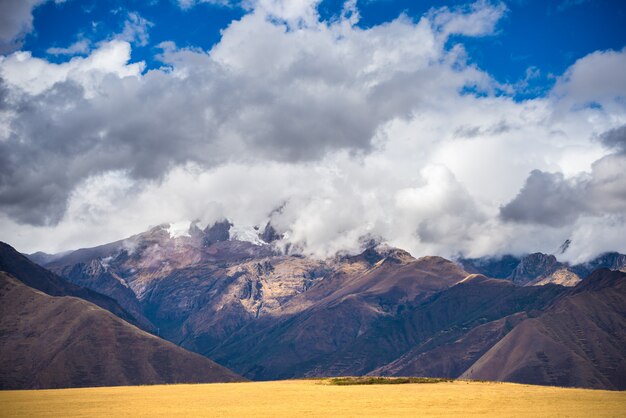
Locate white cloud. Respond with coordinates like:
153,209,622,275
248,0,321,26
552,47,626,113
177,0,235,10
428,0,507,37
0,40,144,95
46,39,91,56
0,0,625,262
117,12,154,47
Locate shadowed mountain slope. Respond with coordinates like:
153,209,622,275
0,272,244,389
21,224,626,390
348,275,566,379
207,266,565,380
0,242,152,331
459,251,626,287
461,269,626,390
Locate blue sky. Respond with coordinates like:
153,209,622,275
25,0,626,97
1,0,626,259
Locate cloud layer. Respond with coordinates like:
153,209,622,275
0,0,45,53
0,0,625,263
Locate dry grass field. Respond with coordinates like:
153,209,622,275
1,379,625,417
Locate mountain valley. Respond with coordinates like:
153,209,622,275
2,220,625,389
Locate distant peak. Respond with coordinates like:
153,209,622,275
166,221,193,239
259,222,282,243
458,273,489,284
230,225,267,246
380,248,415,265
558,239,572,255
340,244,413,266
573,268,626,294
203,219,232,245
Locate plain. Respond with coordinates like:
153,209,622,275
1,380,625,417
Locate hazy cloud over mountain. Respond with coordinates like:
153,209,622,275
0,0,625,263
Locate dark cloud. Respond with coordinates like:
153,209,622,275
2,1,626,263
0,0,512,228
0,1,518,228
0,38,416,225
0,0,43,54
454,120,512,139
0,72,225,224
499,170,584,227
500,150,626,227
599,124,626,153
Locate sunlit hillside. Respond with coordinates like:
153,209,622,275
2,380,625,417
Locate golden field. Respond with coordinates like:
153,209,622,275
1,380,625,417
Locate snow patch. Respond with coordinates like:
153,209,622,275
100,256,113,269
166,221,192,238
230,225,266,246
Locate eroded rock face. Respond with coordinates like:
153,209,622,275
57,258,154,330
526,268,581,287
260,222,282,243
39,222,337,353
507,253,563,285
203,220,232,245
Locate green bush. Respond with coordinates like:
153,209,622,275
327,376,452,385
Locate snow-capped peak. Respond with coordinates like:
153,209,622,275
229,224,266,246
166,221,192,238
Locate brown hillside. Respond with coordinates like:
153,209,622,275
207,255,473,379
461,269,626,389
0,272,244,389
0,242,151,331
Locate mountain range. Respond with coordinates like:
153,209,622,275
1,220,625,390
0,241,243,389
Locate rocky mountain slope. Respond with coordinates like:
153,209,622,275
208,253,472,380
0,243,244,389
461,269,626,390
367,275,564,379
0,242,150,331
459,250,626,287
17,221,626,389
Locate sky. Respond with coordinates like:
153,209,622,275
0,0,625,262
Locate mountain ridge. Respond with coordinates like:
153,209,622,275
0,240,245,389
461,269,626,390
3,222,624,390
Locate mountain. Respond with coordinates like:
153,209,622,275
53,258,153,332
507,253,566,285
22,222,626,389
458,255,521,279
208,254,472,380
570,252,626,277
459,252,580,286
459,250,626,287
0,272,243,389
0,241,244,389
368,275,564,378
0,242,151,331
461,269,626,390
35,221,323,348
